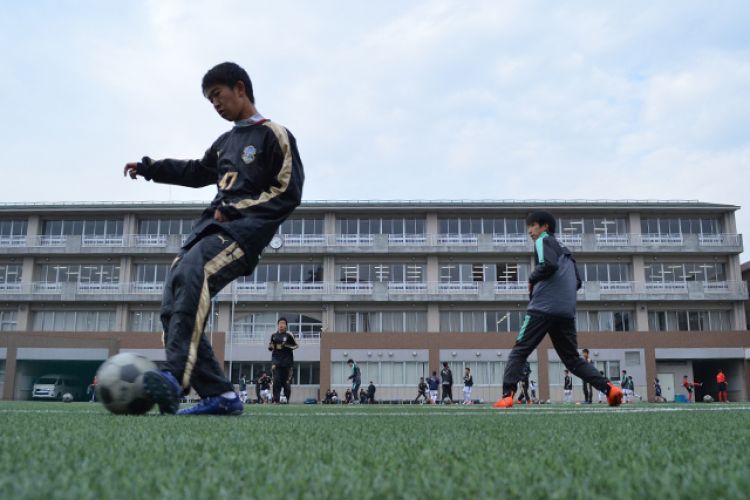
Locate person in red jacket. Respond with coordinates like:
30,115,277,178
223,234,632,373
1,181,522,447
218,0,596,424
716,369,728,402
682,375,702,402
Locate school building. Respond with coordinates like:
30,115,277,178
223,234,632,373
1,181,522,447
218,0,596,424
0,200,748,403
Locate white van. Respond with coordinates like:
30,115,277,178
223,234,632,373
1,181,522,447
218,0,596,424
32,374,82,401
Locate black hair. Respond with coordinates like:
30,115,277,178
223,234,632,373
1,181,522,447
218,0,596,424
526,211,556,234
582,348,589,354
347,358,354,364
442,362,448,367
432,371,437,376
202,62,254,103
277,317,288,325
622,370,627,374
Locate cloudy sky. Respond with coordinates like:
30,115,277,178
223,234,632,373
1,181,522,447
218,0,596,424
1,1,749,257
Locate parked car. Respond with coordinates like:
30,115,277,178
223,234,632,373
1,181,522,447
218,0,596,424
32,374,82,401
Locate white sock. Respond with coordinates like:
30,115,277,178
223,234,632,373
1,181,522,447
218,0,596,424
221,392,238,399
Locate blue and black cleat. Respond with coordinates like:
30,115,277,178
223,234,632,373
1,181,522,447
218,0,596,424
143,370,181,415
177,395,243,416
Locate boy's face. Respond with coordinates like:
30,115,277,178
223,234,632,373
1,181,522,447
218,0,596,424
277,321,287,333
204,83,247,121
527,222,548,241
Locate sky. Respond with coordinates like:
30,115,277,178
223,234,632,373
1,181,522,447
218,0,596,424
1,1,749,258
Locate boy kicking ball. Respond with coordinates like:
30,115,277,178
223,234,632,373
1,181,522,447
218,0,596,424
494,211,622,408
123,62,304,415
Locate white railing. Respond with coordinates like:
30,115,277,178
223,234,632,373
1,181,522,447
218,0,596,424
494,282,527,293
235,282,268,294
557,234,582,246
282,282,327,294
81,236,125,247
640,234,683,246
335,234,374,246
134,234,168,247
334,282,374,294
702,281,730,292
492,234,528,245
33,282,63,293
388,234,427,245
437,282,479,294
698,234,740,247
279,234,327,246
643,282,688,293
130,282,165,294
595,234,630,246
0,282,22,292
599,281,635,293
230,330,321,345
39,235,67,247
436,234,478,246
0,235,26,246
77,282,121,293
387,282,428,294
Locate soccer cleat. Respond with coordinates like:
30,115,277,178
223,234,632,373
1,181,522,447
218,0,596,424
177,395,243,416
143,370,181,415
493,395,514,408
607,383,623,407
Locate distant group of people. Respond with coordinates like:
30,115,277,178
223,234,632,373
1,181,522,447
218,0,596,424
413,363,474,405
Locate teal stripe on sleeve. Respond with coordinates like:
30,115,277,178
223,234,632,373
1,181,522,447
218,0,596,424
535,232,549,264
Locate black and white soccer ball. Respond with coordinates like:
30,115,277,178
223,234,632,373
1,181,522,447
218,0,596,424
96,352,157,415
62,392,74,403
703,395,714,403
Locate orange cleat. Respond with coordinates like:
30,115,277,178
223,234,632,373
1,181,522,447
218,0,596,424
493,395,514,408
607,383,623,407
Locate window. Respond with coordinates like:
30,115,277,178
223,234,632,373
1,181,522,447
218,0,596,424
134,264,170,284
336,218,425,235
334,311,427,332
0,264,22,286
331,361,429,387
226,362,320,385
624,351,641,366
576,263,631,282
648,310,731,331
0,310,17,331
495,263,530,282
336,263,425,283
645,263,726,282
236,263,323,284
232,311,322,339
438,217,527,235
0,220,27,245
576,311,633,332
278,218,324,235
557,217,627,235
43,219,123,236
138,218,195,236
439,310,526,333
128,310,162,332
640,217,721,235
37,263,120,284
32,310,116,332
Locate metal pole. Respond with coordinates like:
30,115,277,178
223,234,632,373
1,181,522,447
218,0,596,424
228,283,236,382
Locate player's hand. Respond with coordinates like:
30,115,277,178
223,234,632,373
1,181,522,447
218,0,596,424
123,162,139,179
214,209,227,222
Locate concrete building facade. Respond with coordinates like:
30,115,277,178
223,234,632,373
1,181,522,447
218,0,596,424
0,200,748,403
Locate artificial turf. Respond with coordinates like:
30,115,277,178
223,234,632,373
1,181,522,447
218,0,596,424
0,401,748,500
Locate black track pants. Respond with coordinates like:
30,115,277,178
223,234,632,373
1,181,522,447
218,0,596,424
272,364,294,402
161,232,255,398
502,313,610,397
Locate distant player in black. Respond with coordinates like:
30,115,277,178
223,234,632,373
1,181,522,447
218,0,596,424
563,369,573,403
517,362,532,404
125,62,304,416
347,359,362,399
581,349,593,404
440,362,454,403
269,317,298,403
414,377,429,403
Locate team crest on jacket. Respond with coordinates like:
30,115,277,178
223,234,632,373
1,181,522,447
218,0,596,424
241,145,256,164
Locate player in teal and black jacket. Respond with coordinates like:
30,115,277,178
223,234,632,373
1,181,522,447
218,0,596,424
494,211,623,408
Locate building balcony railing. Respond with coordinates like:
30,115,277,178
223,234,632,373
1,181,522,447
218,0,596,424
0,279,746,302
0,232,743,255
229,330,321,345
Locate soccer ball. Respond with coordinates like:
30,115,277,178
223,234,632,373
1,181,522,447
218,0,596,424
703,395,714,403
96,352,158,415
62,393,74,403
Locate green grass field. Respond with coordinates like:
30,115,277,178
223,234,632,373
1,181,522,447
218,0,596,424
1,401,748,500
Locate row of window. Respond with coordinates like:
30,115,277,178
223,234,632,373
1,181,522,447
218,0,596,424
0,215,726,239
0,308,732,333
0,261,728,285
